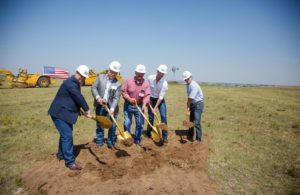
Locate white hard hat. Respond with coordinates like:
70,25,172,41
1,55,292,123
182,71,192,81
157,64,168,74
76,65,89,78
109,61,121,72
135,64,146,73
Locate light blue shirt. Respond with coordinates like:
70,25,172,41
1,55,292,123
186,80,204,102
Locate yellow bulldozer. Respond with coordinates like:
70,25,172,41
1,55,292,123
83,69,122,86
0,68,55,88
83,69,99,86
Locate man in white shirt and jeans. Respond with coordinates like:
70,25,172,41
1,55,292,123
147,64,169,144
183,70,204,143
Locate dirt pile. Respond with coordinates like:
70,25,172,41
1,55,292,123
21,131,216,194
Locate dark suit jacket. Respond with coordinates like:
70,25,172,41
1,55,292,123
48,76,89,124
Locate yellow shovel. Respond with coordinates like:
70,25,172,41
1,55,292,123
80,110,113,129
104,105,134,147
148,104,168,130
134,102,162,143
183,111,195,128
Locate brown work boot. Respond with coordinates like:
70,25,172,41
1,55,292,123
68,163,82,171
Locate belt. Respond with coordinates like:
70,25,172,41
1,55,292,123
150,96,158,100
125,100,142,106
192,101,203,104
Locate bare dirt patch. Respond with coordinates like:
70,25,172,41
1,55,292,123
21,131,215,194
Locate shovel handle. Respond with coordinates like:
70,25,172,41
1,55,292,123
148,104,161,124
148,104,169,131
186,111,191,121
103,105,125,136
183,111,195,128
80,110,95,120
134,102,157,133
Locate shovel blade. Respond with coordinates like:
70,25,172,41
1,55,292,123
117,134,134,146
155,125,163,138
151,126,162,143
95,116,113,128
122,131,133,139
151,131,161,143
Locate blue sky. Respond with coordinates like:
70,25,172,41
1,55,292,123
1,0,300,85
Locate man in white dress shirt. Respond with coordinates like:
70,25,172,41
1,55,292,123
147,64,169,144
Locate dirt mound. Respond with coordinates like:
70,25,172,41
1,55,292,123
21,131,216,194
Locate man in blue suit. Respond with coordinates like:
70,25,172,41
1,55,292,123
49,65,91,171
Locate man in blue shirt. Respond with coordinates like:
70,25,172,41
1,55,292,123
49,65,91,170
182,71,204,142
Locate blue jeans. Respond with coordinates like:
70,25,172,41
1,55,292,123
95,105,117,147
189,101,204,141
51,116,74,167
147,97,168,140
123,102,144,144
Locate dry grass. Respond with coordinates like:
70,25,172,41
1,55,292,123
200,86,300,194
0,82,299,194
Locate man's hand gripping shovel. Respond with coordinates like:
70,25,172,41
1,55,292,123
80,110,113,129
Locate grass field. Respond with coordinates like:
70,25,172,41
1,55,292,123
0,82,299,194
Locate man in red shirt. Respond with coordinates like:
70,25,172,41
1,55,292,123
121,64,150,147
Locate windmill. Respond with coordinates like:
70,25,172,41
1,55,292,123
171,66,179,81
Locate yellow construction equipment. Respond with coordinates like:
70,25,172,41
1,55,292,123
0,68,122,88
83,69,98,86
83,69,122,86
0,68,55,88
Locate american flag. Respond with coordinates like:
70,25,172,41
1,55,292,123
43,66,69,79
